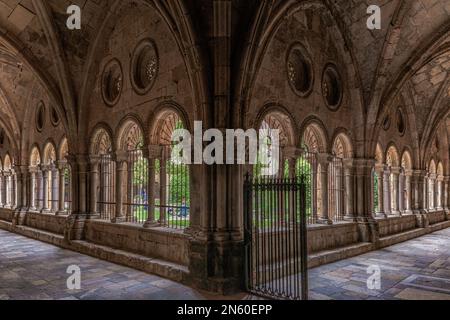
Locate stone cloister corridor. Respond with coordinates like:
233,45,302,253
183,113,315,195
1,228,450,300
1,0,450,303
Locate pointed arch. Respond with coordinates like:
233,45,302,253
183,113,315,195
116,117,145,151
59,137,69,161
401,150,413,170
375,143,384,164
386,145,400,167
301,121,328,154
43,142,57,165
332,133,354,159
90,126,114,156
30,146,42,167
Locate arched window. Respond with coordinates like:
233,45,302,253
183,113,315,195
2,154,13,207
386,146,400,214
59,138,72,213
43,143,57,213
300,123,327,224
90,128,115,221
428,160,437,210
401,151,413,213
151,110,190,229
29,147,42,211
374,143,384,214
118,120,147,225
330,133,353,222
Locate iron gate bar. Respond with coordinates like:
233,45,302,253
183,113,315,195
244,173,308,300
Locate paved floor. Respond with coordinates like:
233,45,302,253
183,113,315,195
0,228,450,300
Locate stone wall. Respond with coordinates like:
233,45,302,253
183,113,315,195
427,210,446,225
308,223,360,253
24,212,67,235
378,215,417,238
84,220,189,266
0,208,13,222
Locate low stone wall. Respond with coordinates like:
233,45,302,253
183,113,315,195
0,208,13,222
378,215,417,238
427,210,446,225
84,220,189,266
24,212,67,235
308,222,359,253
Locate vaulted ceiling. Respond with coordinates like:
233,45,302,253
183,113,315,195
0,0,449,162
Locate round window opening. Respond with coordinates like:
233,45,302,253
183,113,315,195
101,59,123,106
397,108,406,136
322,64,343,110
131,39,159,95
50,106,60,126
36,102,45,132
287,44,313,96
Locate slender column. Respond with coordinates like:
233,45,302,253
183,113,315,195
343,159,356,220
88,157,100,216
13,167,22,211
311,161,318,222
353,159,377,221
11,171,16,208
41,166,49,212
57,161,67,214
0,172,4,207
405,171,412,213
113,152,127,223
443,177,449,211
383,168,391,215
50,165,58,212
375,164,386,218
159,149,168,224
317,153,332,225
4,171,11,208
29,169,37,210
398,169,405,213
144,145,161,228
391,167,400,215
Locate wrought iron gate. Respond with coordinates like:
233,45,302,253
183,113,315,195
244,174,308,300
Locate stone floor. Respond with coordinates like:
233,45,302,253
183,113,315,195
0,228,450,300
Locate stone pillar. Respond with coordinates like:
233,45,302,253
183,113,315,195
353,159,378,243
41,166,49,212
317,153,332,225
13,167,22,211
383,167,391,215
57,161,67,215
412,170,428,227
88,156,100,216
344,159,356,221
51,165,59,212
398,169,405,213
391,167,400,215
144,145,161,228
311,161,318,222
0,171,3,206
113,152,127,223
443,176,449,216
159,149,168,224
36,168,44,211
405,170,413,213
375,164,386,218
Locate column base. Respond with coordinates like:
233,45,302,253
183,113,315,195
56,211,69,216
143,220,160,228
375,212,388,219
317,218,333,225
111,217,126,223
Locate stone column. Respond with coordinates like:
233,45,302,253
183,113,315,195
11,171,16,208
41,166,49,213
398,169,405,213
353,159,378,243
36,168,43,211
383,167,392,215
391,167,400,215
375,164,386,218
13,167,22,211
4,171,11,208
113,152,127,223
57,161,67,215
443,176,449,211
317,153,332,225
51,165,59,212
344,159,356,221
88,156,100,217
405,170,412,213
412,170,428,227
159,149,168,224
144,145,161,228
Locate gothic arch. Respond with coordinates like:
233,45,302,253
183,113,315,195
149,103,191,146
429,159,437,175
3,153,11,170
386,144,400,167
332,132,354,159
29,146,41,167
90,126,114,156
43,142,57,166
401,150,413,170
256,108,296,148
301,120,328,154
375,143,384,164
58,137,69,161
116,116,145,151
